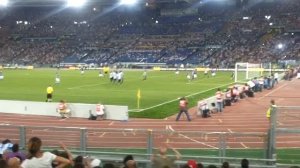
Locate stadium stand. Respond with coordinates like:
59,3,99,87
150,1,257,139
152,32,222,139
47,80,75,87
0,0,300,167
0,0,299,67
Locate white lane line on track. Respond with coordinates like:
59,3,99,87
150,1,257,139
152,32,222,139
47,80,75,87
168,125,175,132
99,132,106,137
218,119,223,123
0,122,10,126
109,121,114,126
178,133,218,149
277,121,284,126
240,142,248,149
227,129,233,133
167,123,218,149
258,83,287,100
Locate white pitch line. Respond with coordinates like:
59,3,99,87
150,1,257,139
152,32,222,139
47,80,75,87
240,142,248,149
68,83,103,90
179,133,218,149
131,82,236,112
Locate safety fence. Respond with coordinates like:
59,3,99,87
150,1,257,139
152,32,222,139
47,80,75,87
0,124,277,167
268,106,300,167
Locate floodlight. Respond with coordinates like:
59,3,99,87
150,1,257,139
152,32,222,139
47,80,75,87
277,43,283,49
265,15,271,20
119,0,138,5
0,0,8,6
67,0,86,7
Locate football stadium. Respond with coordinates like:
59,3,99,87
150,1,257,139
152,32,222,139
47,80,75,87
0,0,300,168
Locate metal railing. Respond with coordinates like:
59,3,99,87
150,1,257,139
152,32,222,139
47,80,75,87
0,124,276,167
268,106,300,167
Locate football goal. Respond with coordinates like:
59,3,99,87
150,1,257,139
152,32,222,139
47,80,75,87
235,62,264,83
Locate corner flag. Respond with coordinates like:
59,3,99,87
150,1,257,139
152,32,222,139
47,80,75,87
137,89,141,109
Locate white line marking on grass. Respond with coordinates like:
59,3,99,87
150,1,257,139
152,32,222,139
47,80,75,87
131,82,235,112
129,109,145,112
240,142,248,149
68,84,103,90
179,133,218,149
258,84,287,100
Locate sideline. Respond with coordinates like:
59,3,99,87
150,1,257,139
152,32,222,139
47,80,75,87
129,82,235,112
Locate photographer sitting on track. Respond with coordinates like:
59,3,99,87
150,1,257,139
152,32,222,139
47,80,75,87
57,100,71,119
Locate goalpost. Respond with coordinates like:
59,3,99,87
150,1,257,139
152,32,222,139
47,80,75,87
235,62,265,83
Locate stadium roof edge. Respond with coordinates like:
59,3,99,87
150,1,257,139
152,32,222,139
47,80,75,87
7,0,193,7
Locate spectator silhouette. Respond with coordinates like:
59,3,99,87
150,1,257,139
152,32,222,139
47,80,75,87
21,137,72,168
241,158,249,168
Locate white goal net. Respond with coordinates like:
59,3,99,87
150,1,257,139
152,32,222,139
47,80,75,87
235,62,263,83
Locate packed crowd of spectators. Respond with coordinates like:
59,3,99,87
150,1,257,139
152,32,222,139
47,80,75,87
4,137,298,168
0,0,299,67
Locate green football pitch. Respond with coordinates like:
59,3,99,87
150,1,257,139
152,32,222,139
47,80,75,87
0,69,234,118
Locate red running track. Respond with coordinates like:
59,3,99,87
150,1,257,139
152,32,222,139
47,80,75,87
1,79,300,149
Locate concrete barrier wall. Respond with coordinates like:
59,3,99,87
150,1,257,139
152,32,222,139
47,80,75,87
0,100,128,121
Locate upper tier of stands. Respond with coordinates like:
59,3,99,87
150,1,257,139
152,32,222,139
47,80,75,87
0,0,299,67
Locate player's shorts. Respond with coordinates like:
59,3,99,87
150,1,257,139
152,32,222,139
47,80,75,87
47,94,52,99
